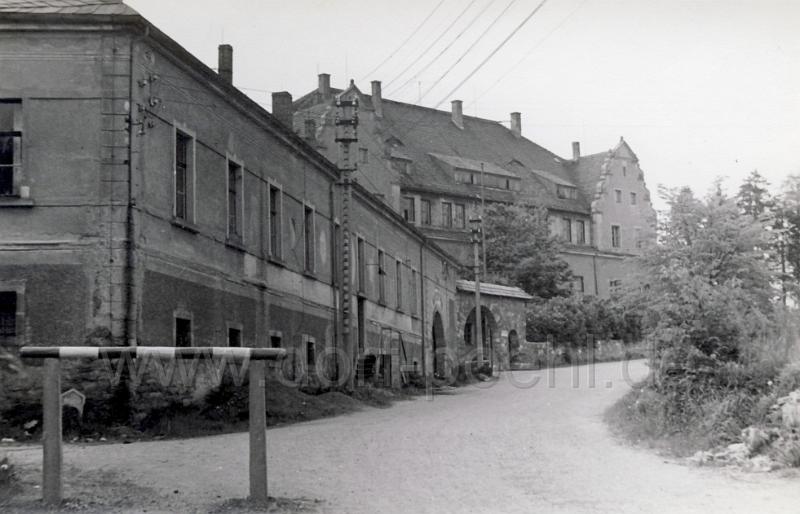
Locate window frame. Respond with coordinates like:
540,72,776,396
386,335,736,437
303,203,316,274
614,189,622,203
304,334,316,368
356,236,366,294
0,99,22,198
576,220,586,245
562,217,572,243
611,225,621,248
395,259,403,311
420,199,432,226
410,268,418,316
267,181,283,260
402,196,416,223
225,154,245,242
377,248,386,304
630,192,637,205
441,201,453,228
173,311,193,348
173,123,196,223
0,281,25,347
454,203,466,229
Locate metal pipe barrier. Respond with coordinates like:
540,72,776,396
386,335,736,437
20,346,286,506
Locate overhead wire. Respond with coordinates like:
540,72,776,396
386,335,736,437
359,0,447,81
467,0,588,109
433,0,550,109
417,0,519,103
383,0,479,90
387,0,498,97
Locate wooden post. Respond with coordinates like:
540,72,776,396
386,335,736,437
248,360,268,502
42,358,62,505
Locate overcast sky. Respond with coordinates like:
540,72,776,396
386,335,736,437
127,0,800,209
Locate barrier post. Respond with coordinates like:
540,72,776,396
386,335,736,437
42,357,62,505
248,360,268,502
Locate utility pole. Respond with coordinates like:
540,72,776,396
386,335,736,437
480,162,487,277
335,97,358,390
471,218,483,369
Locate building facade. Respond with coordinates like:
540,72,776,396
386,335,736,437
0,0,525,395
293,77,658,298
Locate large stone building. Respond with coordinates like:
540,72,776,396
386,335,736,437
293,78,658,298
0,0,530,407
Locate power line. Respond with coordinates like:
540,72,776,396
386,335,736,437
418,0,519,103
468,0,588,108
359,0,447,81
433,0,551,109
383,0,479,89
387,0,498,97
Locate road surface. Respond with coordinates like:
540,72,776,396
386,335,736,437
6,360,799,513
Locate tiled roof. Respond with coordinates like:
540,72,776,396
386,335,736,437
456,280,534,300
0,0,138,15
429,152,518,178
571,151,609,203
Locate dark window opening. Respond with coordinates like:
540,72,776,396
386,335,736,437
228,327,241,347
175,317,191,347
357,238,366,292
269,185,282,257
396,260,403,310
402,196,415,223
270,335,282,348
175,131,192,220
304,206,315,272
612,225,621,248
0,100,21,197
357,297,366,351
442,202,453,228
306,340,316,366
227,160,243,238
0,291,16,337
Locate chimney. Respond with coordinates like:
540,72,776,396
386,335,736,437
318,73,331,101
572,141,581,160
371,80,383,118
271,91,293,128
218,44,233,84
451,100,463,129
510,112,521,138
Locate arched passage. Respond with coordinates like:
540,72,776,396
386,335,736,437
463,306,498,364
432,311,446,378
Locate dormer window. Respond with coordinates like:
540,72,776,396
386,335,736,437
556,185,577,200
390,157,411,174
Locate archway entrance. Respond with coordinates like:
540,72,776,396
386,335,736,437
432,311,446,378
463,306,498,367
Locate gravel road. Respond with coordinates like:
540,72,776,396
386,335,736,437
6,360,799,513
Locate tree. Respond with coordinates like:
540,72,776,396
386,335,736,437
626,185,776,377
736,170,772,218
481,202,572,298
774,174,800,293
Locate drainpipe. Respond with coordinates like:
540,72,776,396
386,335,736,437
125,37,137,347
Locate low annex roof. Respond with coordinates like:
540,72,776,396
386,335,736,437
0,0,138,15
456,280,534,301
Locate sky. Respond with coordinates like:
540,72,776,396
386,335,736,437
127,0,800,209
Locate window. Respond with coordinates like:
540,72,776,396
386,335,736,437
420,199,432,226
622,165,627,177
268,184,282,258
0,291,16,337
357,237,366,293
454,170,473,184
630,192,637,205
573,276,585,294
454,204,466,228
614,189,622,203
396,260,403,310
609,279,622,295
306,339,316,367
576,220,586,245
562,217,572,242
611,225,621,248
175,317,192,347
442,202,453,228
556,185,577,200
411,269,418,316
270,334,282,348
391,158,410,174
378,250,386,303
402,196,415,223
0,100,22,196
359,147,368,164
304,205,316,273
227,158,243,240
174,128,195,221
228,327,241,347
635,227,643,249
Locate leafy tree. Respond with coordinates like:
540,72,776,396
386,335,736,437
481,202,572,298
626,185,776,380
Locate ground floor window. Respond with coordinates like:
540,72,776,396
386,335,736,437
174,317,192,347
0,291,16,337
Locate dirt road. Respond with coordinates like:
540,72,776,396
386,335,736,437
5,360,799,513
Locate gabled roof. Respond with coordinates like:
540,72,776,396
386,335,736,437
456,280,533,301
0,0,138,15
